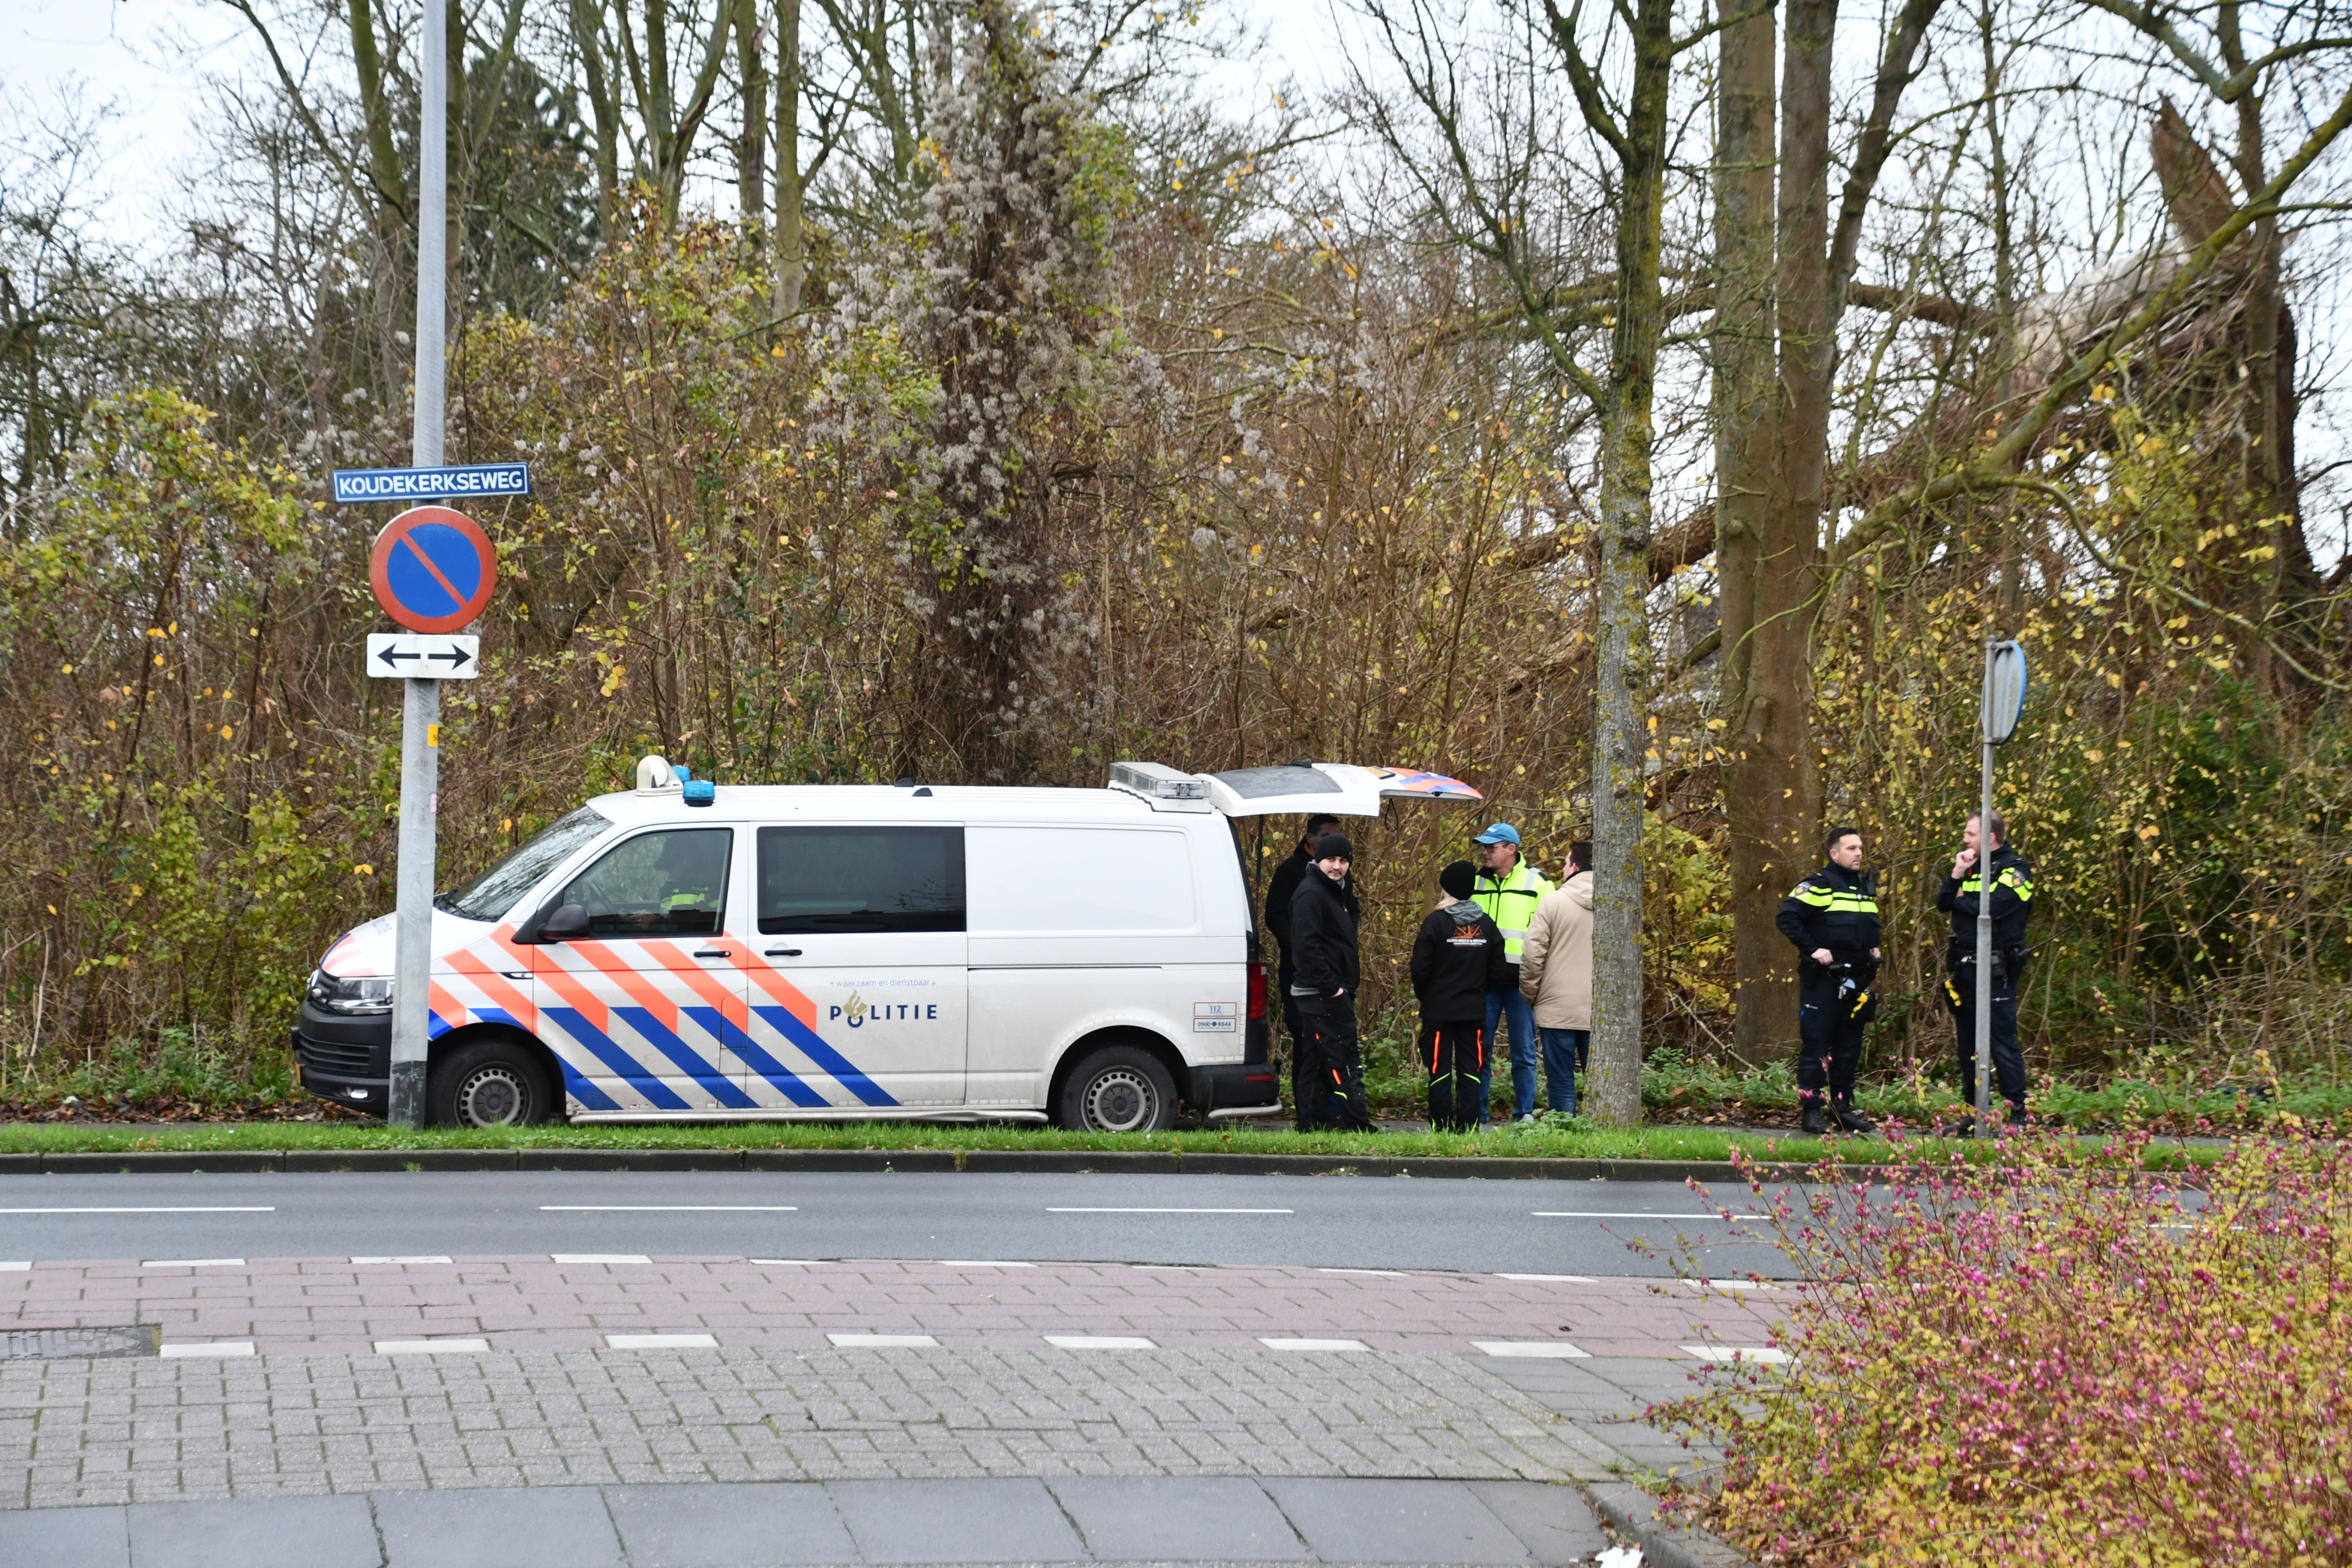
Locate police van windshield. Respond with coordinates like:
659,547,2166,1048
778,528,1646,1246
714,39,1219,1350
439,805,613,921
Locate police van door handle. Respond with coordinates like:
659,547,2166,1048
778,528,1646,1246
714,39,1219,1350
764,947,803,958
693,948,730,959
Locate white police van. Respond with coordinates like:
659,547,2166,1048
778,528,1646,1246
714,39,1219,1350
294,758,1479,1129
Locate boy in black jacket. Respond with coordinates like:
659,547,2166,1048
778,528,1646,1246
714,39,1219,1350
1288,832,1376,1132
1411,861,1512,1131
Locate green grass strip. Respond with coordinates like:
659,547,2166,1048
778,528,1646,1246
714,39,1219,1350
0,1118,2224,1169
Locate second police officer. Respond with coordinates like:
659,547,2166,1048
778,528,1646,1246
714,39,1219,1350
1776,826,1882,1135
1939,807,2036,1128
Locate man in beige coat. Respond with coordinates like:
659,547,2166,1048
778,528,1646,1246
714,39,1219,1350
1518,841,1593,1115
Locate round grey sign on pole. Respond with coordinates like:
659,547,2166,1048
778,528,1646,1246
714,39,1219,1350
1982,640,2027,745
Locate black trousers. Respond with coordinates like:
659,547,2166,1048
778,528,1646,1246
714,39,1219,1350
1951,965,2026,1112
1795,970,1865,1109
1424,1019,1486,1133
1297,995,1375,1132
1281,989,1312,1132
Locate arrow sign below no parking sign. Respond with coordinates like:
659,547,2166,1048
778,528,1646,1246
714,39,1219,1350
370,505,499,633
366,633,480,679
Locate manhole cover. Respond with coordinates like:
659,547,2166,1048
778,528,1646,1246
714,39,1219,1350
1,1326,160,1360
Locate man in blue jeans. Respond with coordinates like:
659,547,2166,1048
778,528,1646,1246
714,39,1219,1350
1519,841,1593,1116
1469,823,1554,1123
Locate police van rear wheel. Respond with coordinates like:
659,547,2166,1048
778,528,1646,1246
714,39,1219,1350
427,1038,553,1128
1058,1046,1178,1134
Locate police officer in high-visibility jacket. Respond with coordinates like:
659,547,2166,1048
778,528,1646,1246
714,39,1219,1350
1938,806,2036,1128
1470,824,1555,1124
1776,826,1882,1136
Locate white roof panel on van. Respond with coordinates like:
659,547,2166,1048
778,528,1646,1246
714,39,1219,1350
1199,763,1483,818
583,783,1167,827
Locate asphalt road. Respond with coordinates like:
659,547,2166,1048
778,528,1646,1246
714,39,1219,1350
0,1171,1798,1276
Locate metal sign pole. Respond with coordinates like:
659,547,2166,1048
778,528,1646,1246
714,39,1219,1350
389,0,448,1130
1974,640,1996,1135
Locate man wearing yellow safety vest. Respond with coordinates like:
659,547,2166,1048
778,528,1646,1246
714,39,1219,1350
1470,824,1556,1124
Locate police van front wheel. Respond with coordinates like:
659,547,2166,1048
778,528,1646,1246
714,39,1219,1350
427,1038,554,1128
1058,1046,1178,1134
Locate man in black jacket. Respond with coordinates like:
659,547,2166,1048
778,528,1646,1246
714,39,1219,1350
1411,861,1512,1132
1288,831,1376,1132
1776,826,1882,1136
1265,813,1342,1131
1937,807,2036,1125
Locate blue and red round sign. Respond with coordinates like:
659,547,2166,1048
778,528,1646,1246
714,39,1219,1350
370,506,498,633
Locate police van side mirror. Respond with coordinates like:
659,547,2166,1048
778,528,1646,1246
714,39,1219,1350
538,903,592,941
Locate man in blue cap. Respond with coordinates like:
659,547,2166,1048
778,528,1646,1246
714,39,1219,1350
1470,823,1555,1124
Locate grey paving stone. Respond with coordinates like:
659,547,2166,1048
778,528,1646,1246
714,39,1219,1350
0,1505,130,1568
1050,1476,1311,1561
606,1481,857,1566
1467,1482,1613,1562
1262,1478,1534,1565
828,1476,1085,1563
125,1495,379,1568
376,1484,623,1567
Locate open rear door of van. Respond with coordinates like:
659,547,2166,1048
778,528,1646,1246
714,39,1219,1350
1200,762,1482,818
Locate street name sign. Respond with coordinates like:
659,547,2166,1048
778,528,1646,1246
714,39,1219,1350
370,505,499,633
366,633,480,678
333,462,530,504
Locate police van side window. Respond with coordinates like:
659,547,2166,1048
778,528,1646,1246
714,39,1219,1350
556,829,733,938
757,827,965,934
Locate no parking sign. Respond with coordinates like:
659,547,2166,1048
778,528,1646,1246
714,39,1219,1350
370,506,499,633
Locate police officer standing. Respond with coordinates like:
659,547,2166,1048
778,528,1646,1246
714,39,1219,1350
1938,807,2035,1128
1288,831,1377,1132
1775,827,1882,1135
1265,813,1343,1132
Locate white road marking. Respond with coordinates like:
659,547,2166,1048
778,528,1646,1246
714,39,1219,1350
161,1342,254,1358
1496,1273,1598,1283
1691,1278,1776,1290
1058,1213,1298,1222
1260,1338,1369,1352
828,1333,937,1348
1045,1335,1158,1349
540,1206,797,1212
1685,1346,1789,1364
748,1259,827,1266
606,1333,719,1349
0,1262,28,1272
1475,1341,1592,1359
141,1258,245,1269
353,1256,455,1265
1530,1212,1758,1222
1316,1267,1408,1276
0,1213,275,1222
550,1254,653,1264
935,1260,1035,1268
375,1338,489,1355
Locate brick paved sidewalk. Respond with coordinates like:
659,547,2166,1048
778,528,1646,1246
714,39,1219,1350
1,1345,1652,1510
1,1256,1786,1359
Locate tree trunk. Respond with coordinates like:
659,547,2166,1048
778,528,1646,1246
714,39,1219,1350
736,0,769,246
774,0,806,317
1583,0,1675,1129
1710,0,1785,1069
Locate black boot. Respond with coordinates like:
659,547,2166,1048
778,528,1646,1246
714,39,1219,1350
1835,1105,1876,1134
1800,1105,1830,1136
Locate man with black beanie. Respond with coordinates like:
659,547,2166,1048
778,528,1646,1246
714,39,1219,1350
1411,861,1512,1132
1265,813,1343,1131
1288,831,1376,1132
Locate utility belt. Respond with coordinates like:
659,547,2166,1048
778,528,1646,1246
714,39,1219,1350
1800,957,1879,1024
1943,945,2030,1012
1946,944,2030,982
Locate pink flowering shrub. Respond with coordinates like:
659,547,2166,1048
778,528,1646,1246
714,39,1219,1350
1658,1130,2351,1566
